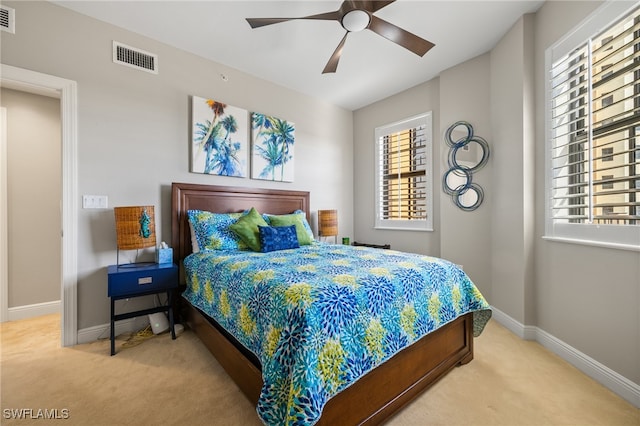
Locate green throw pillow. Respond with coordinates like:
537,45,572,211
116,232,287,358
229,207,268,251
268,213,313,245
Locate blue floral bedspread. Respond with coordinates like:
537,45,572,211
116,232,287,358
182,242,491,425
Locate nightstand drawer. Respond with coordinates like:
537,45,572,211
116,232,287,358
107,263,178,298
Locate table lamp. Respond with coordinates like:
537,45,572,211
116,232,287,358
114,206,156,266
318,209,338,244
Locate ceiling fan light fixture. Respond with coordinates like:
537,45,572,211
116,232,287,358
341,9,370,32
246,1,435,74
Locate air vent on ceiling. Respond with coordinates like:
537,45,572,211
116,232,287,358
112,41,158,74
0,5,15,34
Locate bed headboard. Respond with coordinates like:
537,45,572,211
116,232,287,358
171,182,311,267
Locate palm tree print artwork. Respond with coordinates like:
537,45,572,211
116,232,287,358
251,112,295,182
191,96,248,177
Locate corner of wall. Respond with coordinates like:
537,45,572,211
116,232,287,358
439,53,492,300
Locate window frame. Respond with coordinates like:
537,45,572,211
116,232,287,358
602,174,615,189
374,112,433,232
544,1,640,251
601,147,614,162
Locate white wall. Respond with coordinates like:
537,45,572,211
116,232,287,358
1,1,353,330
2,88,61,307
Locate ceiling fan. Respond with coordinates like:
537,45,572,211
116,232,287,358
246,0,435,74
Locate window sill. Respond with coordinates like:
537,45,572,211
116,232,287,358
374,226,434,232
542,236,640,252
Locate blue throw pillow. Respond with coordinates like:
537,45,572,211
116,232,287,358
264,210,315,245
258,225,300,253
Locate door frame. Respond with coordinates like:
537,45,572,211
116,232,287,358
0,64,78,347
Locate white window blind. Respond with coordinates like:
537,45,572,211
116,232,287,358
547,3,640,249
375,112,433,231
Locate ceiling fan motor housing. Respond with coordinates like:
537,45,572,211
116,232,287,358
341,9,371,32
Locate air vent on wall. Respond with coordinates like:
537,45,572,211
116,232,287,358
112,41,158,74
0,5,15,34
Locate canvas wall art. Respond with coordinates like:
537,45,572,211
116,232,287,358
251,112,295,182
191,96,248,177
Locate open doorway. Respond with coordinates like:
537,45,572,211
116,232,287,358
2,88,61,325
0,64,78,347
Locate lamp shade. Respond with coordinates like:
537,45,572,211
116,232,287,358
318,209,338,237
114,206,156,250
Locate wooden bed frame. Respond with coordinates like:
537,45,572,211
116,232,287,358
171,182,474,425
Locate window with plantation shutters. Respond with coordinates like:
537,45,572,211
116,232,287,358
374,112,433,231
546,2,640,249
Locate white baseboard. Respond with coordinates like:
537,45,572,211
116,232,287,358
7,300,60,321
489,307,536,340
490,306,640,408
77,316,150,344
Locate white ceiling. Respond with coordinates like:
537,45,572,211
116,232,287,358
54,0,544,111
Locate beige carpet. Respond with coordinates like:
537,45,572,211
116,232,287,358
1,314,638,426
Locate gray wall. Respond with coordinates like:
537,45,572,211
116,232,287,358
2,88,61,308
439,54,493,298
1,1,354,330
533,1,640,385
353,52,494,299
489,14,536,326
353,1,639,389
353,78,441,256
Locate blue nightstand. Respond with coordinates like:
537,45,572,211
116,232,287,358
107,263,178,355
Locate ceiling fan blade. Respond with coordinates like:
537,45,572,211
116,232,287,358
247,11,341,29
322,32,349,74
370,0,396,13
353,0,396,14
368,15,434,57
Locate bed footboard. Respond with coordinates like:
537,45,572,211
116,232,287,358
184,301,473,426
317,312,474,425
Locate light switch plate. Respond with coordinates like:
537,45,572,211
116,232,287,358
82,195,108,209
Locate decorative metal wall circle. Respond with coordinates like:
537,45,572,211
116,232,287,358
443,121,490,211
